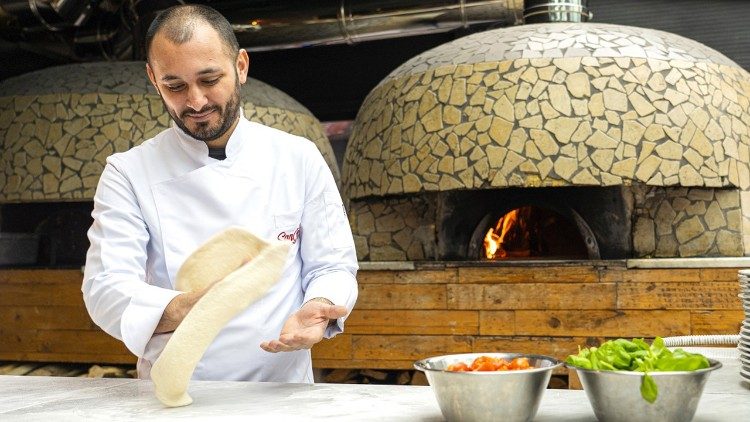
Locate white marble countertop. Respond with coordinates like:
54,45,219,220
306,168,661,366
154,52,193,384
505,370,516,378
1,353,747,421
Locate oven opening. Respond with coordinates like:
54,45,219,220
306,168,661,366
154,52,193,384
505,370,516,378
438,187,627,261
481,206,590,260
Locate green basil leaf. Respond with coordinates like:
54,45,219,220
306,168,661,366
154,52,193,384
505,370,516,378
640,373,658,403
656,354,709,371
566,355,592,369
650,337,666,357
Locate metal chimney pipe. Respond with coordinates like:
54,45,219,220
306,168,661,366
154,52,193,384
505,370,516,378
523,0,591,24
196,0,524,52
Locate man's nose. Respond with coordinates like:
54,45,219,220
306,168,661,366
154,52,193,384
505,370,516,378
186,85,208,111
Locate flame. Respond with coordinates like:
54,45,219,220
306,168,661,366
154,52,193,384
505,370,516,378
484,228,500,259
483,209,531,259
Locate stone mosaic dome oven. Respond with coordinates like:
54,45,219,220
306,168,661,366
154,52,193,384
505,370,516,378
343,23,750,261
0,61,340,202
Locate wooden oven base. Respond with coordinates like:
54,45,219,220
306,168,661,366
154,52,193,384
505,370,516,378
0,263,743,370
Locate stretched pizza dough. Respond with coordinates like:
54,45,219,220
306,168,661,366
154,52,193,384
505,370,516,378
174,226,269,293
151,227,289,407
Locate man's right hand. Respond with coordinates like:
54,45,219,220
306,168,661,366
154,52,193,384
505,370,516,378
154,288,206,333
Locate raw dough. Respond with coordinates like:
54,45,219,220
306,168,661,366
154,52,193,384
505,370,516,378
150,227,289,407
174,226,270,293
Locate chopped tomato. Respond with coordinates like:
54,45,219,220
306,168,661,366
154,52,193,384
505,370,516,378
509,357,530,370
472,360,497,371
446,356,532,372
446,362,470,372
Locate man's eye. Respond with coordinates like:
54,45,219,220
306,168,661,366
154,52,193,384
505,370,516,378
166,84,185,92
203,78,220,85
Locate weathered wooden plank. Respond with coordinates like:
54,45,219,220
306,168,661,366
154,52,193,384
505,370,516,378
352,335,472,360
615,269,702,283
0,306,96,330
0,269,83,284
311,334,352,360
36,330,130,356
699,268,743,283
357,269,458,284
690,310,745,335
478,311,515,335
0,352,135,365
394,269,458,284
514,310,691,337
0,328,127,356
0,328,39,353
311,359,417,370
447,283,616,310
597,267,741,284
0,283,84,306
599,268,623,283
357,284,446,309
617,282,741,310
458,266,599,284
473,336,604,361
345,310,479,335
356,271,397,285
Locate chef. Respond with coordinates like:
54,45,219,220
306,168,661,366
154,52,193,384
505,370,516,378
82,4,358,383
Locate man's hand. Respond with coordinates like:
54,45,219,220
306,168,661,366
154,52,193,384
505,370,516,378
154,287,207,334
260,298,348,353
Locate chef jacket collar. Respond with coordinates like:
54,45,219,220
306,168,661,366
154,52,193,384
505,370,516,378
170,108,249,162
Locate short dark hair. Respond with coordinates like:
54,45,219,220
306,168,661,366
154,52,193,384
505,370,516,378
145,4,239,62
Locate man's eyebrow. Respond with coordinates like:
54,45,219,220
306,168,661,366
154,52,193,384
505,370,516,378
160,68,222,82
197,67,222,75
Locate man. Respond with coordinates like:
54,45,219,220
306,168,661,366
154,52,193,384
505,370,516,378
82,4,358,383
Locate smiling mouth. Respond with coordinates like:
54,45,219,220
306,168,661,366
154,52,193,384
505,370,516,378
184,108,217,120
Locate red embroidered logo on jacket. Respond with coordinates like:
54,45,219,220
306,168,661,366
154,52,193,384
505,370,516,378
278,225,302,244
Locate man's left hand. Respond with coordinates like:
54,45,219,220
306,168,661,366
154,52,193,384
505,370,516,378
260,298,348,353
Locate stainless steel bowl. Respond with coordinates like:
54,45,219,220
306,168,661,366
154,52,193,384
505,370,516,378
568,359,722,422
414,352,562,422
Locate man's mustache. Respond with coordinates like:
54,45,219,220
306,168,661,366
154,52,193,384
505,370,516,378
181,106,220,119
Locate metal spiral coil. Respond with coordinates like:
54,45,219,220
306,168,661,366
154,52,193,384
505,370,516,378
662,334,740,347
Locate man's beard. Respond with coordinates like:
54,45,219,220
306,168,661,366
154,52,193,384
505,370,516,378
165,82,241,143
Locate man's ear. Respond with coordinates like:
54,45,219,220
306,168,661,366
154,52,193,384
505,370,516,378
146,62,158,91
236,49,250,84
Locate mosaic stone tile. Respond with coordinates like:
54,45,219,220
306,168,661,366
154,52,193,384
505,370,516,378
348,195,438,261
633,186,743,257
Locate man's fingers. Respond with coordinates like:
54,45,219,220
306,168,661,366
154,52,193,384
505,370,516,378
280,334,315,349
260,339,296,353
261,334,317,353
261,304,348,354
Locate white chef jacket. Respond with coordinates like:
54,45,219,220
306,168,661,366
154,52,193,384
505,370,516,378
82,114,358,382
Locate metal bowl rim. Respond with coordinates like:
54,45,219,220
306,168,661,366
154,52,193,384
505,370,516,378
564,358,722,376
414,352,562,374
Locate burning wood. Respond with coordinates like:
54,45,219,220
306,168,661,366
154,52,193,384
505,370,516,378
484,208,532,259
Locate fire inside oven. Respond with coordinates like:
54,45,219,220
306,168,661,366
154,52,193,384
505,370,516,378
482,206,589,260
437,187,630,261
